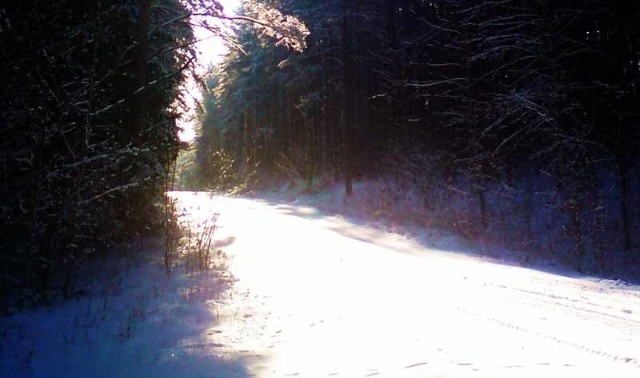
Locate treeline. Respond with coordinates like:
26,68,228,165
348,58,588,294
197,0,640,274
0,0,197,309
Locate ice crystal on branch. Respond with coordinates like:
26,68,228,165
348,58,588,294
242,0,310,52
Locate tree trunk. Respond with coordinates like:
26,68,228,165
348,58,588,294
475,186,488,232
133,0,151,132
618,157,632,251
342,0,354,196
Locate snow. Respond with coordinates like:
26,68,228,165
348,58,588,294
2,189,640,377
0,210,244,377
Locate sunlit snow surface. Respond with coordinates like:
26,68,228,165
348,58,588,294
2,192,640,377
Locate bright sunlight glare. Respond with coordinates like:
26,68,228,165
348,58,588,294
166,192,640,377
178,0,240,143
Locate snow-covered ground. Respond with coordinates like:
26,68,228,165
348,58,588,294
2,190,639,377
0,194,244,377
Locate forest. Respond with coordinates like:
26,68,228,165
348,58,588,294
2,2,640,375
194,0,640,275
0,0,203,309
0,0,309,312
1,0,639,312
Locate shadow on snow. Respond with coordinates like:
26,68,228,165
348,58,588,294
251,196,640,286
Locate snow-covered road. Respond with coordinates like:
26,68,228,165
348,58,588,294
180,193,640,378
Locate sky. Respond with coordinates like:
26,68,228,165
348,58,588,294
194,0,240,68
178,0,240,143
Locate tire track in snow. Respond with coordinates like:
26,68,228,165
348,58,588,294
486,282,640,327
438,299,640,370
205,196,640,377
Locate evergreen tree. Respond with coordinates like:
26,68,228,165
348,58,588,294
0,0,197,306
195,0,640,274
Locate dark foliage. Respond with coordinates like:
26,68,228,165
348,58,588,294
196,0,640,275
0,0,196,309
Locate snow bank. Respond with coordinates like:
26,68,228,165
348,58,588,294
0,195,246,378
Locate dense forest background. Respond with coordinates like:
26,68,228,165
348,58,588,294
195,0,640,274
0,0,202,309
2,0,639,312
0,0,311,312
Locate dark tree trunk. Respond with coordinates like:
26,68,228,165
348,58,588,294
342,0,355,196
133,0,151,132
475,187,488,232
618,157,632,251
